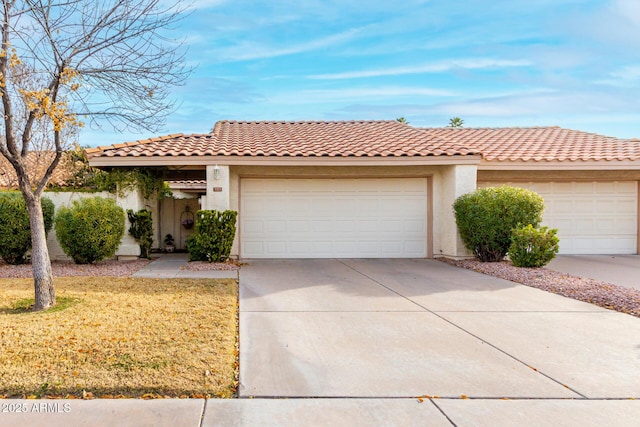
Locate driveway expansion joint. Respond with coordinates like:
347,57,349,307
338,259,588,400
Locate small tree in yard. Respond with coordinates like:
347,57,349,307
55,197,125,264
0,0,189,310
453,186,545,262
127,209,154,259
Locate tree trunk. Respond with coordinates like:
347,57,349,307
26,196,55,311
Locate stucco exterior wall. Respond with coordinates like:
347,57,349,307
434,165,477,258
44,190,145,261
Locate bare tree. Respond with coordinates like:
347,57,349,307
0,0,190,310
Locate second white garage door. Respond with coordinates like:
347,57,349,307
240,178,428,258
480,181,638,254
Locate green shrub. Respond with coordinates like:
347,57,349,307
127,209,154,259
508,225,559,268
453,186,545,262
55,197,125,264
187,210,237,262
0,193,54,265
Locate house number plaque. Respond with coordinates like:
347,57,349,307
213,187,223,192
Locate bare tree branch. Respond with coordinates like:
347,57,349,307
0,0,191,310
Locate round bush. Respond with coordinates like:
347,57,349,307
508,225,559,268
187,210,237,262
453,186,545,262
55,196,125,264
0,192,54,265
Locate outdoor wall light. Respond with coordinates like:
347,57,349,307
213,165,221,180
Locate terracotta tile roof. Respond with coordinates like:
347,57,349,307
85,120,479,158
167,179,207,189
423,127,640,162
0,152,74,189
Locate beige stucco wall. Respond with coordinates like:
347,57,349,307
44,191,145,261
434,165,477,258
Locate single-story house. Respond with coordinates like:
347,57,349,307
85,120,640,259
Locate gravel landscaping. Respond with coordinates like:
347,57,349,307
439,258,640,318
0,259,150,278
181,261,240,271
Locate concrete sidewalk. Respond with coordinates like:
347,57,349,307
131,253,238,279
547,254,640,290
3,398,640,427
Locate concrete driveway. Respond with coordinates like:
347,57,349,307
547,255,640,290
238,258,640,425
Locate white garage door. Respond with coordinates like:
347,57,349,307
241,178,428,258
480,181,637,254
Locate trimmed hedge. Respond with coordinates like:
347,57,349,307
508,225,559,268
55,197,125,264
127,209,154,259
453,186,545,262
187,210,237,262
0,193,54,264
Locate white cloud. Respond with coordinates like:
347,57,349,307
269,86,456,104
215,28,362,61
186,0,227,10
612,0,640,26
308,58,533,80
596,64,640,87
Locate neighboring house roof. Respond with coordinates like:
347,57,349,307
85,120,479,160
0,151,73,189
424,126,640,162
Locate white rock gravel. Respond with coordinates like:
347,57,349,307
439,258,640,318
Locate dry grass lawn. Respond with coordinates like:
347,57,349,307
0,277,238,399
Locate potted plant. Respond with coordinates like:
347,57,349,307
164,234,175,253
181,218,194,229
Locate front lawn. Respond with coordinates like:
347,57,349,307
0,277,238,398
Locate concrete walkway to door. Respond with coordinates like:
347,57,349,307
236,258,640,426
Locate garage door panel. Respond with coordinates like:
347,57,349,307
241,178,428,258
552,199,573,213
617,199,637,210
335,220,357,233
243,221,264,234
480,181,637,254
380,220,403,233
404,241,426,256
289,241,310,255
616,218,637,231
265,221,286,233
404,219,426,233
266,241,287,255
613,181,636,193
310,241,332,253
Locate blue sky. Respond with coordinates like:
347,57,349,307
80,0,640,146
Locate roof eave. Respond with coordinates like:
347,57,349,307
88,154,482,168
479,159,640,170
